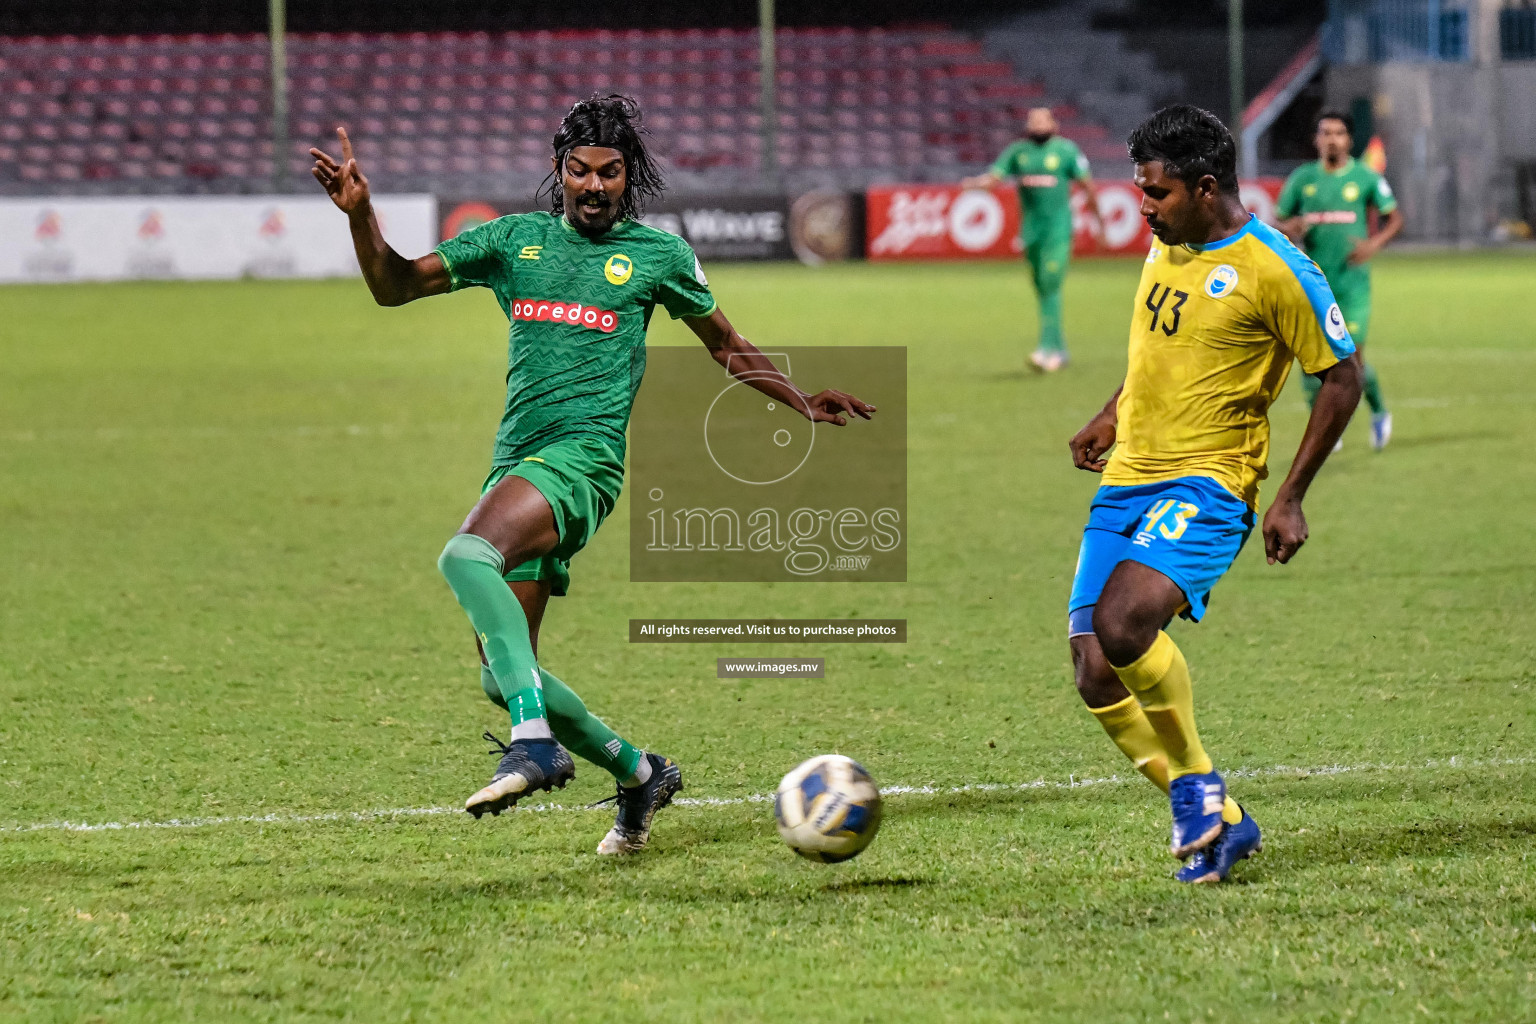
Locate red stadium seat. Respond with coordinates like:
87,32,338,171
0,26,1110,189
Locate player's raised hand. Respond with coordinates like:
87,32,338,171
1069,412,1116,472
801,389,875,426
1262,496,1308,564
310,127,370,216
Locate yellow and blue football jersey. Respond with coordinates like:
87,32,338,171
1102,215,1354,507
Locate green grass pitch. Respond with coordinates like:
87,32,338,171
2,252,1534,1022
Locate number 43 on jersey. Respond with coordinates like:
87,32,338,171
1145,282,1189,336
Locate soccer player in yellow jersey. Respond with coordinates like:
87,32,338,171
1065,106,1363,882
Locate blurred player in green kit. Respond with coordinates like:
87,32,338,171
964,107,1104,373
1277,110,1403,449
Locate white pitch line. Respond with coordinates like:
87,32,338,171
4,754,1531,837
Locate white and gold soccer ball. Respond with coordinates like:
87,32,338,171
773,754,883,863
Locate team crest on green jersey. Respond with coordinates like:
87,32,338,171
604,253,633,285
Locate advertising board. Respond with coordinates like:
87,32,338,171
440,195,793,261
866,179,1285,260
0,195,437,284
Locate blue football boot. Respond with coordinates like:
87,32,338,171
1175,806,1262,883
1168,770,1227,859
464,733,575,819
595,752,684,856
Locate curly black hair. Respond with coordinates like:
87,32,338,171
1127,104,1239,194
539,94,665,222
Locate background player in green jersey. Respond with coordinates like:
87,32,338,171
1277,110,1404,450
963,107,1105,373
310,96,873,855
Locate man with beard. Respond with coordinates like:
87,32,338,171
1064,105,1361,882
963,106,1105,372
310,95,873,855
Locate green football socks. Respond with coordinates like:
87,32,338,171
1361,361,1385,415
1028,242,1069,355
437,533,550,739
1037,288,1065,354
476,664,644,783
540,669,646,783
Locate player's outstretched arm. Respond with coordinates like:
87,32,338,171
1275,215,1308,245
1262,354,1363,564
961,170,1003,190
683,308,875,426
310,128,450,306
1068,384,1122,472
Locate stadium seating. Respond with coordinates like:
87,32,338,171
0,27,1117,194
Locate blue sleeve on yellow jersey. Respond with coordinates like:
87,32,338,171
1250,219,1356,362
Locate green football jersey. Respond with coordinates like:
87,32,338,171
989,135,1090,240
435,213,716,466
1276,158,1397,286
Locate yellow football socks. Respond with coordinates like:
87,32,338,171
1089,691,1242,824
1089,695,1170,790
1109,630,1212,779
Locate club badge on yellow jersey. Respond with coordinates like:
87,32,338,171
1103,215,1355,507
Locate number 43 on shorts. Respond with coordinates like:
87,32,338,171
1134,498,1200,547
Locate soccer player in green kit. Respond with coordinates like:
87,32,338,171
310,96,873,854
1277,110,1403,449
963,106,1104,372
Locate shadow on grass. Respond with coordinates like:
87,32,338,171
980,368,1044,384
1271,814,1536,870
1376,429,1502,451
819,876,926,892
886,783,1138,818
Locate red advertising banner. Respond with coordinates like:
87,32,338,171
866,179,1285,261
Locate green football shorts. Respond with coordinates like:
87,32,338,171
480,436,625,597
1024,235,1072,297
